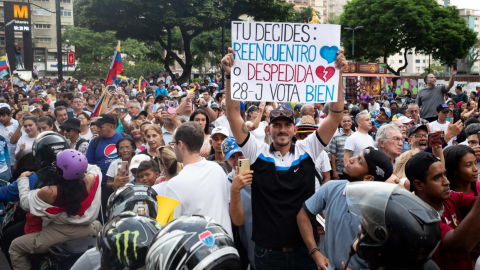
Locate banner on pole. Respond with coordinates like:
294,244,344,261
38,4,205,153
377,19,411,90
231,22,341,103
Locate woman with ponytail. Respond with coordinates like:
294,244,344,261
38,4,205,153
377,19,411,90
152,145,183,195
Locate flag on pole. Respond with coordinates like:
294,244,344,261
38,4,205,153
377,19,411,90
139,76,148,93
0,55,8,72
90,89,107,118
104,41,122,86
0,70,8,79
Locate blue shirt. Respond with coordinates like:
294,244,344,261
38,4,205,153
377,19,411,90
303,180,368,270
86,132,126,184
0,173,37,202
155,87,168,97
0,136,10,173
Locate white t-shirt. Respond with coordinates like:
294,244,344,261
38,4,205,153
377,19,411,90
164,159,233,238
246,121,266,142
152,181,168,196
215,115,233,138
0,123,19,165
106,159,135,182
368,102,380,112
344,131,374,157
15,134,37,155
314,150,331,192
429,120,455,147
80,129,94,141
165,76,172,86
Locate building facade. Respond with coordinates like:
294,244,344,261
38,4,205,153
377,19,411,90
458,8,480,75
0,0,75,77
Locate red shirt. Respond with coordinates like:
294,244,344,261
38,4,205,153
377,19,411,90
433,191,477,270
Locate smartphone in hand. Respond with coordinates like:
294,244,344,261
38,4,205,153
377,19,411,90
118,161,129,177
428,132,443,148
115,108,128,113
238,159,250,173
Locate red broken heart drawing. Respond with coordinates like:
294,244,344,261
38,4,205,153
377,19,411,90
315,66,335,83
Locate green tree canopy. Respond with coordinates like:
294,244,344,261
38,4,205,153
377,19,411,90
339,0,477,75
74,0,298,83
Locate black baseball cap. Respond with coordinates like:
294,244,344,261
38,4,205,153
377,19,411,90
436,103,449,113
268,105,295,124
60,118,81,131
92,114,116,126
247,105,258,115
405,152,441,192
363,147,393,182
408,124,428,137
293,103,303,112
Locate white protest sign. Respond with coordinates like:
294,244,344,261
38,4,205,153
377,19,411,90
231,21,341,103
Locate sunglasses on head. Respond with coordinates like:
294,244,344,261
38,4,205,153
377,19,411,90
270,108,293,118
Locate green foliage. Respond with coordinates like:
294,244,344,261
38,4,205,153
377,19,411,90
71,61,110,80
124,61,164,79
288,6,321,23
74,0,298,83
421,62,446,76
339,0,477,75
462,38,480,75
193,77,203,84
191,28,231,71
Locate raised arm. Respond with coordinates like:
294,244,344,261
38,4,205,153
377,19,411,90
316,49,348,144
445,68,457,91
222,48,249,144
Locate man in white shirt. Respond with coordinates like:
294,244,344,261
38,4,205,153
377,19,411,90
429,103,455,147
344,110,374,165
368,97,380,112
164,122,233,238
164,72,172,87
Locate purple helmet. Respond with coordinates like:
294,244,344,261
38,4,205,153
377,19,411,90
56,149,88,180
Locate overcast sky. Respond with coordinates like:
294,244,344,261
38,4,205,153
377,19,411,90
450,0,480,12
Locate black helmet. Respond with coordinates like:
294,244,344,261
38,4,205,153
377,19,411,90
146,215,240,270
98,212,162,270
106,183,158,220
32,131,69,168
346,182,441,270
350,105,360,118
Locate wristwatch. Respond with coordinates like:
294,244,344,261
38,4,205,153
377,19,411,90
225,74,231,79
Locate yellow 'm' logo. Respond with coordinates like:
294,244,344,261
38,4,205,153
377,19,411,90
14,5,28,19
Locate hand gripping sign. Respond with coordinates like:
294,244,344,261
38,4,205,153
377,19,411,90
231,22,341,103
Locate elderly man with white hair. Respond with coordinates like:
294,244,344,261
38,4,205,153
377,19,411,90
408,103,428,125
375,123,403,167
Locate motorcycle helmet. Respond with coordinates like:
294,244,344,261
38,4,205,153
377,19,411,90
32,131,69,168
97,212,162,270
146,215,240,270
56,149,88,180
106,183,158,220
345,182,441,270
350,105,360,118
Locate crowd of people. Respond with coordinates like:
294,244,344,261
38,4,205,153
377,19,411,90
0,47,477,270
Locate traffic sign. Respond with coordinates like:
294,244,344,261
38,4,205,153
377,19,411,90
67,52,75,65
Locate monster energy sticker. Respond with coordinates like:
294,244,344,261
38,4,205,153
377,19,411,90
113,230,140,265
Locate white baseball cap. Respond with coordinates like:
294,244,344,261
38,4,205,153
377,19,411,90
0,103,11,110
29,106,41,113
211,126,229,137
129,154,152,171
397,116,414,124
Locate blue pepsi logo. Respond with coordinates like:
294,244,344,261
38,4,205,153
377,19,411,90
104,144,118,158
199,230,214,247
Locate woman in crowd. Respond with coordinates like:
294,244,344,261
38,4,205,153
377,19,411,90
246,103,266,142
359,101,369,112
130,120,147,154
391,149,419,190
106,137,137,189
94,89,101,95
14,116,39,161
77,112,93,140
145,95,155,104
262,104,274,145
461,100,477,119
444,145,480,196
141,124,164,164
190,109,211,158
152,146,183,195
11,149,101,269
142,103,155,122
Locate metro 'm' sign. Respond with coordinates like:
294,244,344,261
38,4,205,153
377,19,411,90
14,5,28,19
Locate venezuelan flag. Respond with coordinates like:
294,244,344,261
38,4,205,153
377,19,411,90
0,55,8,72
139,76,148,93
104,41,122,86
90,88,107,118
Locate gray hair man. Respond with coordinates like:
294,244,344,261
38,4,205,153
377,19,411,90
343,110,374,165
375,123,403,166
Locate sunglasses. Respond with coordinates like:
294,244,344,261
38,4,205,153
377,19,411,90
270,108,293,118
61,128,71,133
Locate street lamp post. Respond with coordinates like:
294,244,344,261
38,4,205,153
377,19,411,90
344,26,363,61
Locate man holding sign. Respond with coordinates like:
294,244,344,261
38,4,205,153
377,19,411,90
222,21,347,270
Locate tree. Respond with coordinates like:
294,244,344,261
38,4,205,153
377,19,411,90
339,0,477,76
421,62,446,77
288,6,321,23
191,28,232,78
460,38,480,75
74,0,297,83
62,26,152,79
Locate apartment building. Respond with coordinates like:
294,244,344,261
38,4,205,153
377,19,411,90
458,8,480,74
0,0,75,77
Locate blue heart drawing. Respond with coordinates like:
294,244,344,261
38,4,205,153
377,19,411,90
320,46,339,64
